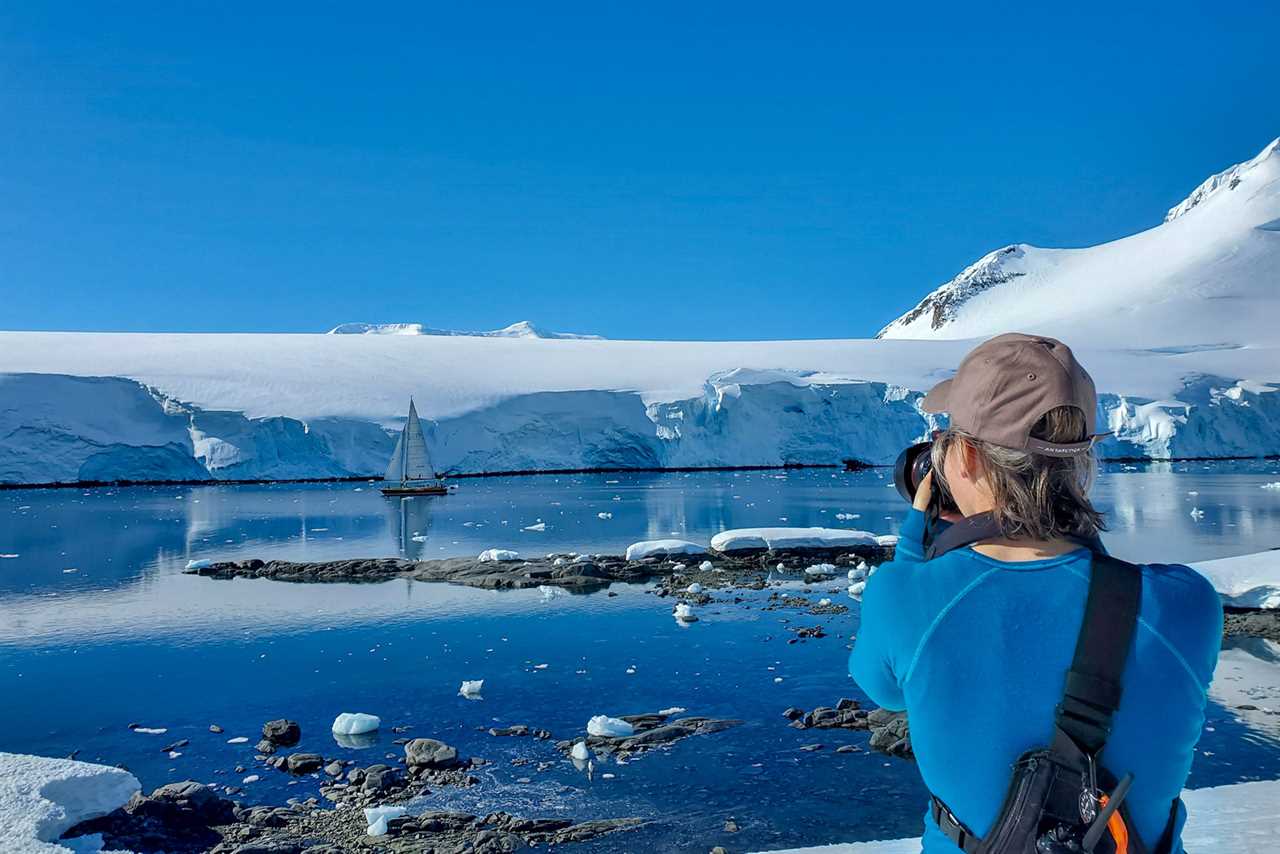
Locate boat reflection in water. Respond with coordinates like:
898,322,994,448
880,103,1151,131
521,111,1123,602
389,492,436,560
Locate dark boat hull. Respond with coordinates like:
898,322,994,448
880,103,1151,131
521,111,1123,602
380,483,450,496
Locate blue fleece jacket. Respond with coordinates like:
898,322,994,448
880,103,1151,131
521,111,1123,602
849,508,1222,853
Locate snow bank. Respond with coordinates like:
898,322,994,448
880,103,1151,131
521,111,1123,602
711,527,881,553
332,712,380,735
625,539,707,560
1191,549,1280,609
0,752,140,853
750,779,1280,854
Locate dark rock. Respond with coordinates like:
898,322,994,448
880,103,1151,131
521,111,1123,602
261,719,301,747
62,781,236,853
209,724,224,734
782,707,804,721
322,761,343,777
405,737,460,769
284,753,324,775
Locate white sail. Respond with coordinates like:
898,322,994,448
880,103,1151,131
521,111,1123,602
402,400,434,481
383,425,407,483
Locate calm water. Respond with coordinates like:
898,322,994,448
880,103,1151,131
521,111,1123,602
2,463,1279,852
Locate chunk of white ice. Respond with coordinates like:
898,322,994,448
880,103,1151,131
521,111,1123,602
570,741,591,761
624,539,707,560
364,805,407,836
332,713,381,736
459,680,484,697
478,549,520,562
587,715,635,737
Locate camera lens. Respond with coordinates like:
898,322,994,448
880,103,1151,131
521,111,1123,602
893,441,933,504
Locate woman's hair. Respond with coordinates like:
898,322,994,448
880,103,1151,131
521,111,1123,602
930,405,1106,541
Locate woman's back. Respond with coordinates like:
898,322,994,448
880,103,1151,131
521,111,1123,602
850,508,1223,852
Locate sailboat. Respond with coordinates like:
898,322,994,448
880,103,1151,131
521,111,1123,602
380,400,450,496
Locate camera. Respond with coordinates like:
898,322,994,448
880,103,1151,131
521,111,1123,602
893,441,934,504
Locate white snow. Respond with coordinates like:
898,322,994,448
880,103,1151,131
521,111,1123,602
364,804,408,836
586,715,635,737
597,512,613,519
749,779,1280,854
624,539,707,560
711,527,881,552
332,712,381,736
1191,550,1280,609
328,320,604,340
570,741,591,761
226,736,249,744
459,679,484,697
477,549,520,563
0,752,140,853
658,706,687,716
805,563,838,576
673,602,697,622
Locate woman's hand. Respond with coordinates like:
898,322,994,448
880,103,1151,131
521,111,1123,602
912,469,934,512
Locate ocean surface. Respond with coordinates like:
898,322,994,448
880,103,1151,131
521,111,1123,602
2,462,1279,852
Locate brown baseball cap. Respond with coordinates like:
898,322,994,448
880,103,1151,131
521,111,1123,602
922,333,1106,456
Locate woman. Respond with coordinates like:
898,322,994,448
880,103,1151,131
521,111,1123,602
850,333,1222,853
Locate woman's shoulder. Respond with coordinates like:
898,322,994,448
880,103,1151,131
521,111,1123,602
1135,561,1224,682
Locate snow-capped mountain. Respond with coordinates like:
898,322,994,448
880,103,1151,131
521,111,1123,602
327,320,604,340
878,137,1280,347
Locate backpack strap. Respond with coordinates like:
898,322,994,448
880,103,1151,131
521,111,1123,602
1055,553,1142,754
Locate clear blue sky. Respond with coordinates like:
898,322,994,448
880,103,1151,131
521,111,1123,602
2,3,1277,339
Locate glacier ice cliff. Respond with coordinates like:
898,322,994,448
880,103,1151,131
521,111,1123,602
0,369,1274,485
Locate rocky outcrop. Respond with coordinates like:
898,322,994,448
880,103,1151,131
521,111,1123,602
556,711,743,760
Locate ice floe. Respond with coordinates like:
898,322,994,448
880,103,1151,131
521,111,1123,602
459,679,484,698
1191,549,1280,609
478,548,520,562
805,563,837,576
624,539,707,560
673,602,698,623
686,582,704,594
0,752,140,853
570,741,591,761
587,715,635,737
185,558,213,570
332,712,381,735
364,804,408,836
522,522,547,532
711,527,881,552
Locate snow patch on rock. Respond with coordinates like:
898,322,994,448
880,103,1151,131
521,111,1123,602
0,751,140,853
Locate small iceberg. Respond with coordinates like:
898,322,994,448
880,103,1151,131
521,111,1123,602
523,522,547,532
332,712,380,736
818,598,831,606
587,715,635,737
185,559,213,571
459,679,484,698
848,581,866,600
365,805,408,837
570,741,591,761
658,706,686,716
478,548,520,562
805,563,837,576
698,560,714,572
673,602,698,623
686,582,703,594
597,512,613,519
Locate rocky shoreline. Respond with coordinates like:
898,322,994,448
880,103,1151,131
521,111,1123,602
184,543,893,593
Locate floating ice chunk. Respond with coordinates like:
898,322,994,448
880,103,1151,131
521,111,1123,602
129,726,167,735
227,736,249,744
571,741,591,761
601,772,616,779
534,663,549,670
1261,482,1280,490
848,581,866,601
624,539,707,560
711,527,879,552
625,666,636,674
597,512,613,519
478,549,520,562
776,563,786,571
805,563,837,576
539,585,566,601
185,559,213,570
459,680,484,697
818,598,831,606
332,713,381,735
523,522,547,532
410,535,427,542
686,582,704,594
167,751,181,759
698,560,713,572
658,706,687,716
242,774,260,784
1190,507,1205,519
847,567,867,581
364,805,408,836
673,603,698,622
587,715,635,737
671,563,686,572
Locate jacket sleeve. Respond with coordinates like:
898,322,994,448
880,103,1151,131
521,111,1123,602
848,509,930,711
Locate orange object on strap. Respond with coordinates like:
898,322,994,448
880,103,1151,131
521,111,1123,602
1099,794,1130,854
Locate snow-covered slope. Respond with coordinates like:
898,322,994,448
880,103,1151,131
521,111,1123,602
878,137,1280,348
0,752,140,853
327,320,603,339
